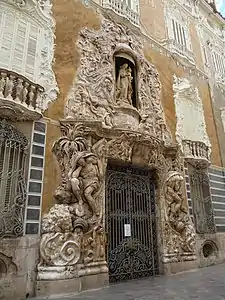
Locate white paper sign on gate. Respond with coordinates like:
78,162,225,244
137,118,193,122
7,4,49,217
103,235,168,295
124,224,131,237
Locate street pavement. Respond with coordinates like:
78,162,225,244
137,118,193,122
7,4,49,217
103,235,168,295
35,263,225,300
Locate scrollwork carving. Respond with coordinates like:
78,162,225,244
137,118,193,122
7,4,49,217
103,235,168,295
40,232,80,266
65,18,171,142
163,171,196,260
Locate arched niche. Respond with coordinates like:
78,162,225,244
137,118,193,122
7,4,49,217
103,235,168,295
114,51,138,108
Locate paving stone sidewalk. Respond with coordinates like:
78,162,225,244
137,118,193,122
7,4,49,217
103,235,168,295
35,263,225,300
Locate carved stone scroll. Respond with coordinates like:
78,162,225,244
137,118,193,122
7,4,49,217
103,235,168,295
163,171,196,262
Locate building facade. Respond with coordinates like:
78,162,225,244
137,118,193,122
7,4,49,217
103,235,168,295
1,0,225,298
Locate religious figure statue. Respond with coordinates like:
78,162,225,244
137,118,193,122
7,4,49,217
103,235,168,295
116,63,133,106
68,151,103,222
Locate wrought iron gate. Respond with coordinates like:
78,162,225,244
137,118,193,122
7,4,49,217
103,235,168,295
105,164,158,283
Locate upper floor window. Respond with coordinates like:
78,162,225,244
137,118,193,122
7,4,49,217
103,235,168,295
202,39,225,81
211,51,225,76
0,6,42,82
171,19,188,49
165,5,193,63
102,0,140,26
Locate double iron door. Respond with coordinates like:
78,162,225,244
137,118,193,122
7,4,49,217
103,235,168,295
105,164,158,283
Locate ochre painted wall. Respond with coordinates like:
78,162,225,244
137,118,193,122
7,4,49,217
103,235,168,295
44,0,100,121
140,0,166,40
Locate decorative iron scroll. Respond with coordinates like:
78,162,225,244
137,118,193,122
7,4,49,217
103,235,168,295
105,164,158,282
0,120,28,238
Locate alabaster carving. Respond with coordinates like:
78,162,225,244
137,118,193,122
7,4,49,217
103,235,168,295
42,205,73,234
163,171,196,259
65,18,171,142
116,63,133,106
39,123,107,275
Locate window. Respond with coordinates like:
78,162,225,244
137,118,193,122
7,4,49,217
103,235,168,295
25,121,46,234
0,120,28,237
172,19,188,49
208,167,225,232
0,6,41,81
188,165,216,234
211,51,225,77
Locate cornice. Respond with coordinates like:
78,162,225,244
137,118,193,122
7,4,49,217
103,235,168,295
169,0,198,20
199,0,225,26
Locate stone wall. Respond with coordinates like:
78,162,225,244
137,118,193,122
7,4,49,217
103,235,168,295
0,236,39,300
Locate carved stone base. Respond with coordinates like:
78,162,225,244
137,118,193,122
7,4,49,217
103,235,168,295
163,253,197,264
37,266,78,281
36,272,109,297
163,259,198,275
37,262,108,281
113,105,140,130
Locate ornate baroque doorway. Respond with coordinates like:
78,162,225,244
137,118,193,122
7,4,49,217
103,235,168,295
105,162,159,283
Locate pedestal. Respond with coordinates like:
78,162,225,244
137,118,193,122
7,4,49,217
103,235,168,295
113,105,140,130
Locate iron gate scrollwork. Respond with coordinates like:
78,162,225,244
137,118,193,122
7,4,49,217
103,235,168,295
106,164,159,283
0,120,28,238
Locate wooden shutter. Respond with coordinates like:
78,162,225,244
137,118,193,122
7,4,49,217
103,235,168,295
0,12,15,69
25,24,39,80
12,20,27,74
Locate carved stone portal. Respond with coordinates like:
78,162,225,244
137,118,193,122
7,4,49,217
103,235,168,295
38,17,196,282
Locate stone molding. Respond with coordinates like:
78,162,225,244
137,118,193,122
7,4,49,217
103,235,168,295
0,68,44,121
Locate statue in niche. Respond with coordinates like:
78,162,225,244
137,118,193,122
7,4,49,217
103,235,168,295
68,151,103,222
116,63,133,106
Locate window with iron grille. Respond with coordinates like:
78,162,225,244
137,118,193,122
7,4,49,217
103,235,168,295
0,120,28,238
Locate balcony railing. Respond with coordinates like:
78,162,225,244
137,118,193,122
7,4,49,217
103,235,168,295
168,39,195,64
182,140,210,164
0,69,44,121
102,0,139,26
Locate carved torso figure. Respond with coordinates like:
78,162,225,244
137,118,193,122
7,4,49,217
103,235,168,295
68,151,102,221
116,64,133,106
